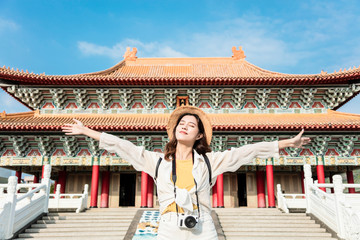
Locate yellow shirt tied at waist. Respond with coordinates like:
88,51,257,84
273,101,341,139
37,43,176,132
162,159,198,215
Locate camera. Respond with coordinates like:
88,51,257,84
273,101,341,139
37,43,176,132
177,213,199,229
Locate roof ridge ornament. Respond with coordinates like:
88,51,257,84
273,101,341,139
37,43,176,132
231,46,246,60
123,47,138,61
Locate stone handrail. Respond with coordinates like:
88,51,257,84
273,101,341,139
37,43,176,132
0,165,51,240
304,164,360,240
276,184,306,213
49,184,89,213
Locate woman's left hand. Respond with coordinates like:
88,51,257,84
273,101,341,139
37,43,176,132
278,129,311,149
290,129,311,148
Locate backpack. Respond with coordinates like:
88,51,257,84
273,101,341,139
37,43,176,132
154,154,212,185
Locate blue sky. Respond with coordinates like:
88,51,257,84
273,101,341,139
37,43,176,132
0,0,360,113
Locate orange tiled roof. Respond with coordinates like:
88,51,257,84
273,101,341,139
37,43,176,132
0,110,359,132
1,56,360,86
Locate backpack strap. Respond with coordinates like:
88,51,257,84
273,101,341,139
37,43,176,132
154,157,163,182
154,155,212,185
203,154,212,185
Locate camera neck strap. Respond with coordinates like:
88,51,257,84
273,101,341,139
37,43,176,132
172,151,201,219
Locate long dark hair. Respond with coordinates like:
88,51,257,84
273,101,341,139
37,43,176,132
164,113,211,161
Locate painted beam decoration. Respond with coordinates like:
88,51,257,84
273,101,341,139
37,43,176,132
3,85,360,114
0,133,360,166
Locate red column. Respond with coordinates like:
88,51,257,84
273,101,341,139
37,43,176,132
33,173,39,183
266,159,275,208
141,171,148,208
147,174,154,208
216,174,224,208
212,181,218,208
15,170,22,183
90,162,100,208
58,170,67,194
41,166,45,179
316,156,326,192
41,156,49,179
300,171,305,194
256,170,266,208
100,171,110,208
347,169,356,194
53,180,58,194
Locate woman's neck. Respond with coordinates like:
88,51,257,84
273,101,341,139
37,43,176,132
175,142,193,161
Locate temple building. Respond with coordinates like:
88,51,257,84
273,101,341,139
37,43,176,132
0,46,360,209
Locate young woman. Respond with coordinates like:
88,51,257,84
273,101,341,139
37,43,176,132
61,106,310,240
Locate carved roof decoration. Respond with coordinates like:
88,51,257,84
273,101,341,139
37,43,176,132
1,109,359,131
1,46,360,86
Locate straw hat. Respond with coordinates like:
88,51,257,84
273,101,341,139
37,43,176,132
166,106,213,145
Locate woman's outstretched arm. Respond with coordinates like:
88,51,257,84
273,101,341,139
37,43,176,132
61,118,159,177
208,129,311,181
61,119,101,140
278,129,311,149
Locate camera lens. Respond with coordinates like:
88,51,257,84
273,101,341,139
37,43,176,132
184,216,197,228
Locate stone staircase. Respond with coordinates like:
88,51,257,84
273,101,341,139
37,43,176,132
214,208,338,240
15,208,138,240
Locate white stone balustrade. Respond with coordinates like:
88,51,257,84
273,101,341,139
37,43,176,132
0,164,51,239
277,164,360,240
276,184,305,213
304,164,360,240
49,184,89,213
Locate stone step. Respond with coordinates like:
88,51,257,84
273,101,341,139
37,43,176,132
225,237,337,240
214,208,280,211
25,227,129,233
47,212,137,216
86,208,142,212
217,212,306,216
18,231,127,238
218,215,311,220
37,219,131,224
17,237,125,240
219,219,315,224
41,216,133,220
32,223,130,228
224,231,332,237
218,223,321,228
221,227,326,233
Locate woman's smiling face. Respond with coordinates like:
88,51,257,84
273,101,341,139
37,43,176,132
175,115,203,145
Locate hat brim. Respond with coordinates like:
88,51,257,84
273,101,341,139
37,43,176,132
166,106,212,145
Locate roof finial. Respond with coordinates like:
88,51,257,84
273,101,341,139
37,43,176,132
123,47,138,61
232,46,246,60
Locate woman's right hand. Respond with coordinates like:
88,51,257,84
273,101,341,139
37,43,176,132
61,119,86,135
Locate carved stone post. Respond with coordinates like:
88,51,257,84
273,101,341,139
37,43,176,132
5,176,17,239
55,184,61,208
304,164,313,214
41,164,51,213
333,175,345,238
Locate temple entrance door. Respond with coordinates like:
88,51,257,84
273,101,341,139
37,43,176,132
237,173,247,206
119,173,136,206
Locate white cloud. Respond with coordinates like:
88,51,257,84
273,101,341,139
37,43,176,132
77,15,311,71
77,2,360,74
78,39,188,61
0,17,19,33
